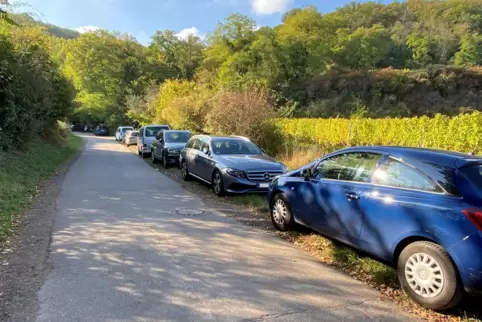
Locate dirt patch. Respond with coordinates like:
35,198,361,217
0,141,84,322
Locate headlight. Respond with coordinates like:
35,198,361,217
226,168,246,178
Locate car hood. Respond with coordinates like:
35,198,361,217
165,142,187,150
216,154,286,171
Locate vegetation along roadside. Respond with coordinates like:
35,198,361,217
0,133,82,247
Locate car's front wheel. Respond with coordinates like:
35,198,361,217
270,193,295,231
162,153,169,169
181,161,191,181
212,170,225,197
151,150,157,164
397,241,463,311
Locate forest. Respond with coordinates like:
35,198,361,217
1,0,482,151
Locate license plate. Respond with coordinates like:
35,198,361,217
257,183,269,188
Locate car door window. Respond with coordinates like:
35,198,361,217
315,152,381,183
200,141,210,154
139,128,144,137
185,138,195,149
373,158,441,192
192,139,202,151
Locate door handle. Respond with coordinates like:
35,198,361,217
345,192,360,200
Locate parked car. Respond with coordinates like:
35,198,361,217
267,146,482,311
179,135,287,196
151,130,192,168
137,124,170,158
94,125,109,136
115,126,134,142
124,130,139,146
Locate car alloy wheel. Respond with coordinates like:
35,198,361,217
272,199,287,225
405,253,444,298
212,171,224,196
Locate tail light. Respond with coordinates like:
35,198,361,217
462,209,482,231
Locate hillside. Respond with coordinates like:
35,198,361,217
11,13,79,39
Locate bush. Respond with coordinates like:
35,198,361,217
0,23,74,150
206,89,284,154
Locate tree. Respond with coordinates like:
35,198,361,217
455,34,482,67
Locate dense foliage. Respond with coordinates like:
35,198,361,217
2,0,482,150
0,21,74,150
273,112,482,156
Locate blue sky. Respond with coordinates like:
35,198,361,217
21,0,386,44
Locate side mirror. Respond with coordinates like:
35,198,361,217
301,168,312,181
202,146,210,155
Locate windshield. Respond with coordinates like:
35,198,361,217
122,127,133,132
212,139,262,155
165,131,191,143
145,126,169,137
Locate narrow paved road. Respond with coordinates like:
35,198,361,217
35,134,414,322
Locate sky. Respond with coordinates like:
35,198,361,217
19,0,385,45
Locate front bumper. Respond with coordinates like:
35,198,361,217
165,152,181,164
223,174,271,194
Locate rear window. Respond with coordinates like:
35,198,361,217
460,165,482,190
122,127,133,133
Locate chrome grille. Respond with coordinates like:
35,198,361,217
247,171,283,182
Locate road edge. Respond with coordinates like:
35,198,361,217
0,136,86,322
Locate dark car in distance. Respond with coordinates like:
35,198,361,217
267,146,482,311
94,125,109,136
151,130,192,168
179,135,287,196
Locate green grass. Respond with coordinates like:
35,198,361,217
0,135,82,243
231,195,268,212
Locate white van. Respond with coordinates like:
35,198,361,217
137,124,170,158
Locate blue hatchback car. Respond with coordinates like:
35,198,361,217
267,146,482,310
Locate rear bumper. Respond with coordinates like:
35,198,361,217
448,233,482,295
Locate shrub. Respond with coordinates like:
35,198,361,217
206,89,283,153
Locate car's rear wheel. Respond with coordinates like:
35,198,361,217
162,153,169,169
212,170,225,197
397,241,463,311
270,193,295,231
181,161,191,181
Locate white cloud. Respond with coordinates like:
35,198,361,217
74,26,101,34
175,27,204,41
252,0,293,15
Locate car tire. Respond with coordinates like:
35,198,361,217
162,153,169,169
212,170,225,197
397,241,464,311
181,161,191,181
151,150,157,164
270,193,295,231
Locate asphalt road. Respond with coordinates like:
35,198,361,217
34,134,415,322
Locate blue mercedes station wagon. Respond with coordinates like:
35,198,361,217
267,146,482,310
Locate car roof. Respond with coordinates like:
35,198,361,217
336,146,482,168
164,129,191,132
144,124,169,127
191,135,251,141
